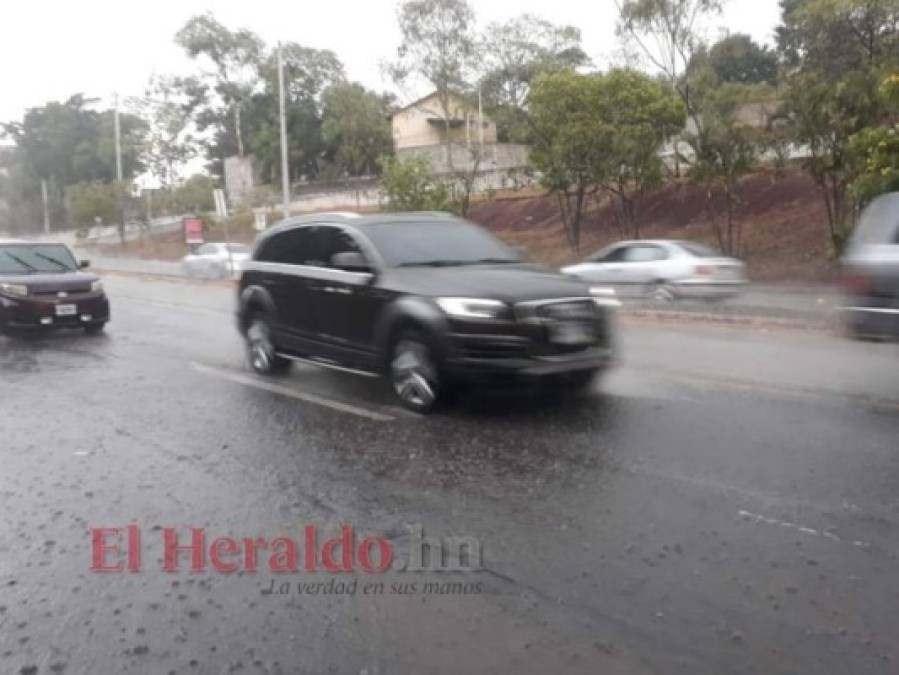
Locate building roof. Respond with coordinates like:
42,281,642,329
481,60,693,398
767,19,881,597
391,91,483,118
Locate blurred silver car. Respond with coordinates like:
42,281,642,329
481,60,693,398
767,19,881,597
561,240,747,302
841,192,899,341
181,243,249,279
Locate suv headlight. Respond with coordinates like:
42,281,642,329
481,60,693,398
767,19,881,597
0,282,28,298
435,297,507,320
589,286,621,308
90,280,104,294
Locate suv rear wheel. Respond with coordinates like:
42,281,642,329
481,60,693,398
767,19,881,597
246,314,291,375
390,331,442,414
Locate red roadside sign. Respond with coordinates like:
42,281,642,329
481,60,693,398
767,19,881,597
183,217,204,245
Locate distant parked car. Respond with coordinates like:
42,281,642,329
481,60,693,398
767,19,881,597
181,243,250,279
561,240,747,303
841,192,899,341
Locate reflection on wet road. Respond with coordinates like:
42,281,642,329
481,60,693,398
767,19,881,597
2,274,899,674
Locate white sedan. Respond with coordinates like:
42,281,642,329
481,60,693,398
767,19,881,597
562,240,747,303
181,243,250,279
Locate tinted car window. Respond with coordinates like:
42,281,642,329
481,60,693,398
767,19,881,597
320,227,363,267
364,221,520,267
256,227,327,266
0,244,78,273
196,244,218,255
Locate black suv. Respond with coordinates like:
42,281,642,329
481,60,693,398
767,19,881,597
237,213,615,412
0,240,109,334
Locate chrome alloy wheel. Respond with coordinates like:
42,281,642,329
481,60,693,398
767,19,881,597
391,338,439,413
247,317,277,374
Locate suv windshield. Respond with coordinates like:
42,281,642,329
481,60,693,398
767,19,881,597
364,220,522,267
0,243,78,274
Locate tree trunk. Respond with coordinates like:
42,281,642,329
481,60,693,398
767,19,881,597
234,105,245,157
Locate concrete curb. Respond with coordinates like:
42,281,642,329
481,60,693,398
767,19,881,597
620,307,837,333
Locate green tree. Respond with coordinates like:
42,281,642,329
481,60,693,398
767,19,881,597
378,156,456,212
595,69,686,239
689,84,758,256
777,0,899,77
176,13,265,159
529,70,609,250
783,72,881,249
67,181,134,230
616,0,723,146
2,95,146,235
247,43,345,183
775,0,899,249
133,75,205,186
480,14,590,142
321,83,394,177
703,33,779,84
850,71,899,207
390,0,479,173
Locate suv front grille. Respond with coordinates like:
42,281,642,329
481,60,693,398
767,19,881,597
516,298,606,356
456,335,529,360
534,299,596,321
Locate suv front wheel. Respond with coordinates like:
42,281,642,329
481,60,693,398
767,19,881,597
246,314,291,375
390,331,443,414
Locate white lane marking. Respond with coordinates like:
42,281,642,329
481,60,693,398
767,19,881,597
190,361,395,422
628,363,899,412
629,463,899,537
738,509,871,549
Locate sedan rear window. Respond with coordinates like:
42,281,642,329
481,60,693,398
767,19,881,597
677,242,720,258
0,244,78,274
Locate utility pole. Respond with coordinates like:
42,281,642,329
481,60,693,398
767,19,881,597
113,93,125,243
41,178,50,235
114,93,123,182
278,44,290,220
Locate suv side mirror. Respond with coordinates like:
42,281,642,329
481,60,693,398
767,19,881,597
331,251,371,273
79,259,91,269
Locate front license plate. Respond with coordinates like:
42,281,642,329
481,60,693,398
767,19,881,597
549,322,594,345
55,304,77,316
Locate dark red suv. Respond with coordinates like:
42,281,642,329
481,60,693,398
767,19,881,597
0,240,109,334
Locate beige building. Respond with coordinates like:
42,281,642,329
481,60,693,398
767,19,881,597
391,92,498,151
390,92,532,193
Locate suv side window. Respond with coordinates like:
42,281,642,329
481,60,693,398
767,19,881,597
256,227,326,266
196,244,217,256
320,227,364,267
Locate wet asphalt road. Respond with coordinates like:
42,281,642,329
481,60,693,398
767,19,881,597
2,274,899,675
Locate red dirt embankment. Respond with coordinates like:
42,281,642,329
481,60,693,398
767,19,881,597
96,168,835,283
468,169,835,282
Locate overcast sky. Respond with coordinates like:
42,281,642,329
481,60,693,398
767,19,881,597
1,0,783,124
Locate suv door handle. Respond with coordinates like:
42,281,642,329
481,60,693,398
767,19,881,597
323,286,352,295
